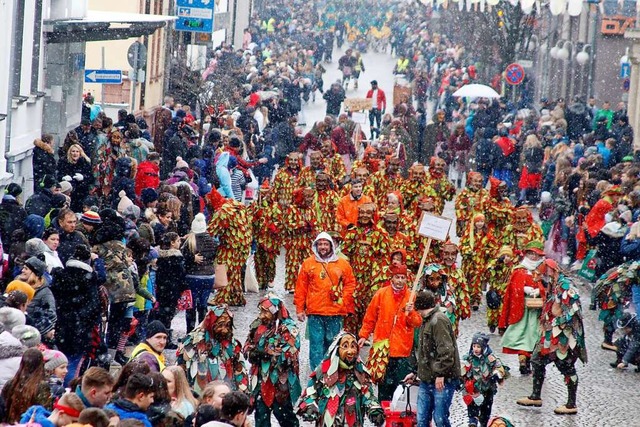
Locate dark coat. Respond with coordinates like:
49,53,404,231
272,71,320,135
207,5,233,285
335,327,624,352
182,233,218,277
323,87,346,117
51,260,102,356
57,158,95,212
54,223,89,266
0,197,27,253
25,189,55,217
32,140,57,193
155,248,186,308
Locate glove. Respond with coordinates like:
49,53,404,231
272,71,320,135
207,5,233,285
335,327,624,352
73,173,84,181
62,175,72,182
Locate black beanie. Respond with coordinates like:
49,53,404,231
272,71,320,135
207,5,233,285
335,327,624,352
146,320,168,339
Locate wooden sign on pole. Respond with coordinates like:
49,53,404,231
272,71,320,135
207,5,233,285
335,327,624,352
410,213,453,300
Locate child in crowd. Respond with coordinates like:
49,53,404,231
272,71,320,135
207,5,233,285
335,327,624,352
43,349,68,399
461,332,508,427
611,312,640,372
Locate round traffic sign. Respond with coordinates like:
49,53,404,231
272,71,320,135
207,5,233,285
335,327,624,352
128,42,147,69
505,63,525,86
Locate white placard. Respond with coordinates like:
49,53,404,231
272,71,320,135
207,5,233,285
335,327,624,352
351,111,367,124
417,213,452,241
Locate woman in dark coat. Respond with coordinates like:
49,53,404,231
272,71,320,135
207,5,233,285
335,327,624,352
57,143,95,212
154,232,186,344
32,135,57,193
50,244,101,383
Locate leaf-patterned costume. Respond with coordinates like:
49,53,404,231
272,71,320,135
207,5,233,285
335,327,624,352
538,274,587,363
243,296,301,421
485,178,514,245
482,256,515,330
250,197,280,288
424,170,456,216
315,189,341,234
400,179,438,213
93,139,126,199
342,223,390,333
592,261,636,344
460,223,499,306
325,153,347,187
272,157,315,203
369,170,404,210
297,331,384,427
441,264,472,328
178,305,249,396
283,192,317,292
207,192,252,306
455,187,489,238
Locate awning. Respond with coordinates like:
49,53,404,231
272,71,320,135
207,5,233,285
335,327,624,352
44,10,177,43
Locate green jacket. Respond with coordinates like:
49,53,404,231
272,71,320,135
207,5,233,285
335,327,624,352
416,305,461,383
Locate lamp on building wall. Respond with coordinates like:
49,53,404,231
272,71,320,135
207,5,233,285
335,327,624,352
575,44,592,66
549,40,564,59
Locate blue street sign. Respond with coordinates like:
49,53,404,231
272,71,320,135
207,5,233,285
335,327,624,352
621,62,631,79
84,69,122,84
175,0,215,33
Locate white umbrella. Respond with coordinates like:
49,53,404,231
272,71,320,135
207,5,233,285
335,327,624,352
453,84,501,99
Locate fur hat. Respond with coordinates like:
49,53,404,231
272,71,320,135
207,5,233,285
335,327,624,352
117,190,134,214
11,325,41,348
0,307,27,332
191,213,207,234
44,349,69,372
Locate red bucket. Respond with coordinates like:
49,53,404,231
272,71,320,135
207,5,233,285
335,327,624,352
381,401,417,427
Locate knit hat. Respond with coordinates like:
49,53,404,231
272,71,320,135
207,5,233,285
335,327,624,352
44,349,69,372
141,188,158,204
5,183,22,197
117,190,134,214
123,204,141,220
175,156,189,170
191,213,207,234
39,174,58,190
11,325,41,348
470,332,490,352
25,256,47,277
23,214,45,239
31,310,55,335
59,181,73,194
81,210,102,225
5,280,36,301
72,244,93,265
0,307,27,332
146,320,168,339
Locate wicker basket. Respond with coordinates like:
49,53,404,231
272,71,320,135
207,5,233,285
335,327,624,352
525,297,544,309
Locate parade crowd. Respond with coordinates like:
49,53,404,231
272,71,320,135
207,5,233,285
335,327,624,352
1,0,639,427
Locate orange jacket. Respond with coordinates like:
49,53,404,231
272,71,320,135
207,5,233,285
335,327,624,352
295,255,356,317
359,286,423,358
336,194,373,231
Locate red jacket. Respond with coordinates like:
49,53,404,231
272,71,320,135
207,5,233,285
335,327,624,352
366,89,387,111
585,198,614,238
498,266,546,329
135,161,160,196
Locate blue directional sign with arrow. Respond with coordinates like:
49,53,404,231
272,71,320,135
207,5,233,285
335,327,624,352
84,69,123,84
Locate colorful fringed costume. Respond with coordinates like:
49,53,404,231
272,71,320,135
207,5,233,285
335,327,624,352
482,247,515,331
592,260,636,346
460,214,498,307
251,185,279,289
243,296,301,426
206,191,251,306
485,177,513,245
272,154,315,203
283,188,317,292
454,171,488,237
297,331,385,427
424,157,456,215
178,305,248,396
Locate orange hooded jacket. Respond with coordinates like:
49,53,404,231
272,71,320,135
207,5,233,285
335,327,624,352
359,286,423,358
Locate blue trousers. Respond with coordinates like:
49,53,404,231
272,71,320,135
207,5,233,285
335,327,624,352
307,315,343,371
417,380,458,427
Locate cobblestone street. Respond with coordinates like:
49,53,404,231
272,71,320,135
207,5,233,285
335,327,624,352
168,47,640,426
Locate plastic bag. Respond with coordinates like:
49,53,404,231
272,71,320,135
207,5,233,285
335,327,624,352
244,254,259,293
578,249,598,282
